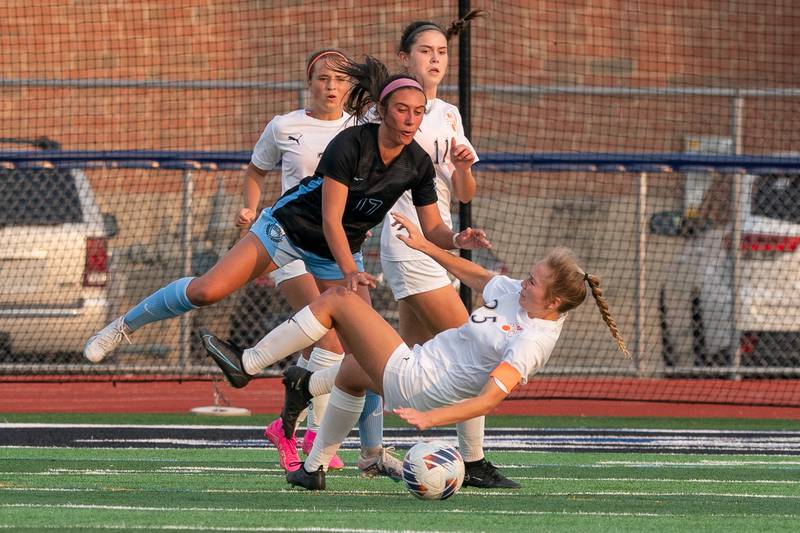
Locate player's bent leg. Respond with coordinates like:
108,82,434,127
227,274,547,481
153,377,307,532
289,385,366,491
84,233,275,364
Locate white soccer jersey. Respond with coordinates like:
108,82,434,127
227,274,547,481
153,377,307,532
379,99,478,261
250,109,352,193
398,275,565,411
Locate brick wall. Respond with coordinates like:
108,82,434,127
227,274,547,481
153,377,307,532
1,0,798,153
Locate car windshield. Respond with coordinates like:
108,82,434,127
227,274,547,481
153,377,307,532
0,169,84,226
751,174,800,223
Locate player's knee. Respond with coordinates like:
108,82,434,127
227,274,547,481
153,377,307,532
323,285,352,301
186,281,224,307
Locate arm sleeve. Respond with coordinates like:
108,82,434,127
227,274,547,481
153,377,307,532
250,119,282,171
410,155,438,207
314,127,359,187
489,361,521,393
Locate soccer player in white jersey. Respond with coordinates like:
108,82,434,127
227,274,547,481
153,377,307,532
203,212,630,490
239,49,353,473
378,11,519,488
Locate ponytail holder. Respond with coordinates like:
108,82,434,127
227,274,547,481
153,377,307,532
584,272,590,282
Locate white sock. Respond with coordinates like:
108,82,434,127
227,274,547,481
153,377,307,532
457,416,486,463
305,348,344,431
241,306,329,375
305,386,364,472
309,363,340,397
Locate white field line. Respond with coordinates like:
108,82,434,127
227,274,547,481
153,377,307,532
0,521,457,533
4,468,800,486
1,486,798,499
1,423,798,436
2,503,800,521
597,460,800,466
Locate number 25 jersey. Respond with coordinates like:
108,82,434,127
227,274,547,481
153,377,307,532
409,275,566,409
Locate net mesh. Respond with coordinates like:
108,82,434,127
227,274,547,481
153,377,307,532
1,1,799,406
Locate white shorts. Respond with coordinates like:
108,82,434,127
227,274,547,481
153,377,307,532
269,259,307,286
381,343,453,413
381,343,415,412
380,257,452,300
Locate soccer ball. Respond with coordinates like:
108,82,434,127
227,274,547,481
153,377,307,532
401,440,465,500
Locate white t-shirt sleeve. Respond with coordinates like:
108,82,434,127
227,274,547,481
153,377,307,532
502,336,555,384
250,118,282,171
482,275,521,303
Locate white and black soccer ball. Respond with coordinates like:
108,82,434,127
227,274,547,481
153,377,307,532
401,440,465,500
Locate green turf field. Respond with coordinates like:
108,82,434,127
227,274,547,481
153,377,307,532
1,414,799,532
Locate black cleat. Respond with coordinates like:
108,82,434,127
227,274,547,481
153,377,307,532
286,462,325,490
462,459,521,489
280,366,313,438
199,329,252,389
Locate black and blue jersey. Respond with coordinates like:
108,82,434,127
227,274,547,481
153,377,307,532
272,123,438,260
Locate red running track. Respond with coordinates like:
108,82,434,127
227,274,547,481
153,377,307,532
1,377,799,419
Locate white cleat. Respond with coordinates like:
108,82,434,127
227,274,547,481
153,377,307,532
83,316,131,363
357,446,403,481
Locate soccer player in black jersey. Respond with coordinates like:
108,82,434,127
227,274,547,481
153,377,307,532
84,54,490,478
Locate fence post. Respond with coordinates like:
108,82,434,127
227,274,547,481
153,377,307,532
458,0,473,311
180,169,194,370
636,171,647,374
730,95,744,379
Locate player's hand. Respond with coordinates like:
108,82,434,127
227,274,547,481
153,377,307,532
450,137,476,173
394,407,433,431
236,208,257,228
343,271,377,292
390,212,433,253
454,227,492,249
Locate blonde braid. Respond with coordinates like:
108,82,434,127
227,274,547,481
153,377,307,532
585,273,631,359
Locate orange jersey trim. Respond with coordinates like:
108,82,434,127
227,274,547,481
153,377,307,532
489,361,521,393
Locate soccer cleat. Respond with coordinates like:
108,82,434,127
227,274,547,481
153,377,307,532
199,329,252,388
84,316,131,363
357,446,403,481
264,418,301,473
286,462,325,490
302,429,345,470
462,459,521,489
280,366,313,439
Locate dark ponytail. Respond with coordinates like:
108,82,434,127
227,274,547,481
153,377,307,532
328,55,423,122
398,9,487,53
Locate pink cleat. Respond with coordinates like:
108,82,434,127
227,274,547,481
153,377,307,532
302,429,345,470
264,418,301,472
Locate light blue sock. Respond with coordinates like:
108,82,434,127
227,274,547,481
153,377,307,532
123,277,198,332
357,390,383,450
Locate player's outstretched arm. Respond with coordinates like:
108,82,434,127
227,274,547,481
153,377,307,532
394,379,508,431
391,211,494,292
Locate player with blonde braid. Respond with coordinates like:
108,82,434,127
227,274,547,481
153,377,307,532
203,212,628,490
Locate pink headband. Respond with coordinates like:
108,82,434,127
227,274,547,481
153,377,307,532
379,78,425,102
306,51,348,80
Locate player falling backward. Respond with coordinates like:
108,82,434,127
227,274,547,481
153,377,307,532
201,212,630,490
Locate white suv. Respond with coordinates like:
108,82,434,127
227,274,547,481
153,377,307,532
0,160,116,360
651,172,800,374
